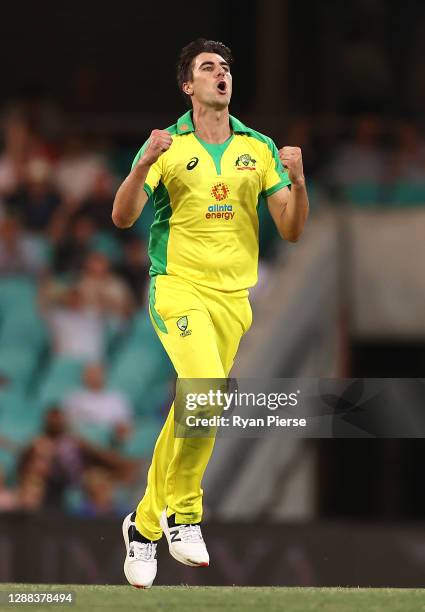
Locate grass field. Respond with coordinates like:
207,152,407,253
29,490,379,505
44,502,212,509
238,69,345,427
1,585,425,612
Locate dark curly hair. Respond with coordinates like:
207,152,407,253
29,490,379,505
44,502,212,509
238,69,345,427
176,38,233,106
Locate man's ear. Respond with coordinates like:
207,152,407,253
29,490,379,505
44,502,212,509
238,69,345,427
183,82,193,96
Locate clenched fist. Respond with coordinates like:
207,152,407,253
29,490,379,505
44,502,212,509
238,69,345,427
140,129,173,166
278,146,305,186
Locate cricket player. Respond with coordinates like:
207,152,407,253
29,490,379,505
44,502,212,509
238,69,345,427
112,38,309,588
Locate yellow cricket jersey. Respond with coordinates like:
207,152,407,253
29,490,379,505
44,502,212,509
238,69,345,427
131,110,290,293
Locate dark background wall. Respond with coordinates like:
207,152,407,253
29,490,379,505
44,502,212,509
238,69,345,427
2,0,425,117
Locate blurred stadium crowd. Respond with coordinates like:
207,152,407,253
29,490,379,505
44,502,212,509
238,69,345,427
1,97,425,518
0,107,176,516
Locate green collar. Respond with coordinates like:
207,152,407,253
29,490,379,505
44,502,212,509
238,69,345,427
176,110,251,135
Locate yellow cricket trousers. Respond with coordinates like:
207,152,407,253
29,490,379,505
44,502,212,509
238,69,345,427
135,274,252,540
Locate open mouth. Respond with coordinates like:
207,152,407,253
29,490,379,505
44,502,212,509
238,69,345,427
217,80,227,94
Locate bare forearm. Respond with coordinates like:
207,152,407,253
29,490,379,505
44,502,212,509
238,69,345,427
112,162,150,228
279,180,309,242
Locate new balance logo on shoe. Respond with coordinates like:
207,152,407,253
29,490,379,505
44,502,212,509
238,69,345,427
160,510,209,567
170,529,182,543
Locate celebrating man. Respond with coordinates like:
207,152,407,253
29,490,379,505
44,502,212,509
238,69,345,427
112,38,309,588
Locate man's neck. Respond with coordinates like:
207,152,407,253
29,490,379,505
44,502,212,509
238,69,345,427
192,105,232,144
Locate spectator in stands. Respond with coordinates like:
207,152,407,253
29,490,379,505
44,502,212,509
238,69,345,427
50,213,96,274
77,168,117,232
55,134,109,203
41,284,105,361
0,111,34,198
115,236,150,305
18,431,65,507
0,470,47,513
63,362,133,428
18,409,84,509
109,422,133,453
0,467,18,511
77,251,134,320
327,114,386,186
0,214,48,276
18,474,47,512
18,407,138,511
390,120,425,183
5,157,61,233
74,467,124,518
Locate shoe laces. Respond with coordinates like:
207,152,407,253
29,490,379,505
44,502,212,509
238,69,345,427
179,524,204,543
130,541,156,561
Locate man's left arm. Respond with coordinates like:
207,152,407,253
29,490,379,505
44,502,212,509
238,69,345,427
267,146,309,242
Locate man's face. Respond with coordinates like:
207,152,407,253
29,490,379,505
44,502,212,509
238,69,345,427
184,52,232,110
84,363,104,390
44,409,66,438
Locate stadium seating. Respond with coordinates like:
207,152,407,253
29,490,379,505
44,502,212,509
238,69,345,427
0,271,172,499
70,421,113,447
122,417,162,458
0,277,38,315
108,308,174,415
0,389,43,483
132,203,155,242
0,346,40,390
343,183,383,205
388,182,425,205
91,231,123,263
36,356,84,408
0,309,48,351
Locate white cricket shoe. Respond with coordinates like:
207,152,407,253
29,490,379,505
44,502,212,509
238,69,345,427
160,510,209,567
122,512,158,589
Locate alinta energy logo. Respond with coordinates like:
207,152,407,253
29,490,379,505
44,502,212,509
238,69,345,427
206,182,234,221
235,153,256,170
211,182,230,201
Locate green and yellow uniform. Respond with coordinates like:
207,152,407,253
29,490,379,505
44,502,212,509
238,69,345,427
133,111,290,540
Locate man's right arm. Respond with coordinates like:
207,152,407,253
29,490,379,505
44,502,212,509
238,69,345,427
111,129,172,228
